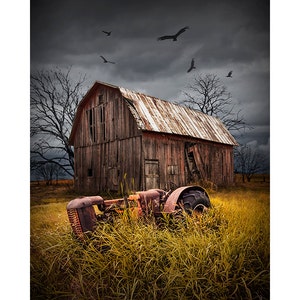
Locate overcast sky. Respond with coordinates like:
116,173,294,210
30,0,270,148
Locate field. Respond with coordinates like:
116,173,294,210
30,176,270,299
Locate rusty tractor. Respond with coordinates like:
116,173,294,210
67,185,211,240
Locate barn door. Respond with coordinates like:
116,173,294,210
145,159,160,190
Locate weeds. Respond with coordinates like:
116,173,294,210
31,186,269,299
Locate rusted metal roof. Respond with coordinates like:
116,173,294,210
119,87,238,146
69,81,238,146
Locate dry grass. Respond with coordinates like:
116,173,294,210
30,179,78,206
30,175,269,299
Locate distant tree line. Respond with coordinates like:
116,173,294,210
234,144,269,182
30,160,67,185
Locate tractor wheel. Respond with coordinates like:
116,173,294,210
180,189,211,214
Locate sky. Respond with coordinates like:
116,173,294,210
30,0,270,150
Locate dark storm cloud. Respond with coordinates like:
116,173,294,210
31,0,269,67
31,0,270,148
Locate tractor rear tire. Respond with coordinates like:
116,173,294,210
180,189,211,214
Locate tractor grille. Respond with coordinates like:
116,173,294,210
67,208,84,239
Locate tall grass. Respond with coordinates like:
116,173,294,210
31,187,269,299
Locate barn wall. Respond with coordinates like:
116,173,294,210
187,141,234,186
141,132,186,190
141,132,234,190
73,85,142,193
74,136,142,193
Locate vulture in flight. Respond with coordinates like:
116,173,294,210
157,26,189,41
100,55,116,64
102,30,112,36
226,71,233,78
187,58,196,73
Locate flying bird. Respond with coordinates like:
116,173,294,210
157,26,189,41
226,71,233,78
187,58,196,73
100,55,116,64
102,30,112,36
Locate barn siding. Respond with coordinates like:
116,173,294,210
73,85,143,193
73,86,140,148
141,132,234,190
187,141,234,186
74,137,143,193
74,127,234,193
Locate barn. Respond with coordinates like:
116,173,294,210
69,81,238,193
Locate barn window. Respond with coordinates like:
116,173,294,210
167,165,178,175
87,168,93,177
99,104,106,141
86,108,96,143
98,94,104,104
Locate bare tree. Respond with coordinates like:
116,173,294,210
182,73,249,132
234,144,265,182
30,67,87,177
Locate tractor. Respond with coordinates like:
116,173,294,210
67,185,211,240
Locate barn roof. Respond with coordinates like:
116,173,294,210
69,81,238,146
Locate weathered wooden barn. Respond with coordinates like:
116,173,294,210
69,81,238,193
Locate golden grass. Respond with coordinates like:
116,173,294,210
30,178,269,299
